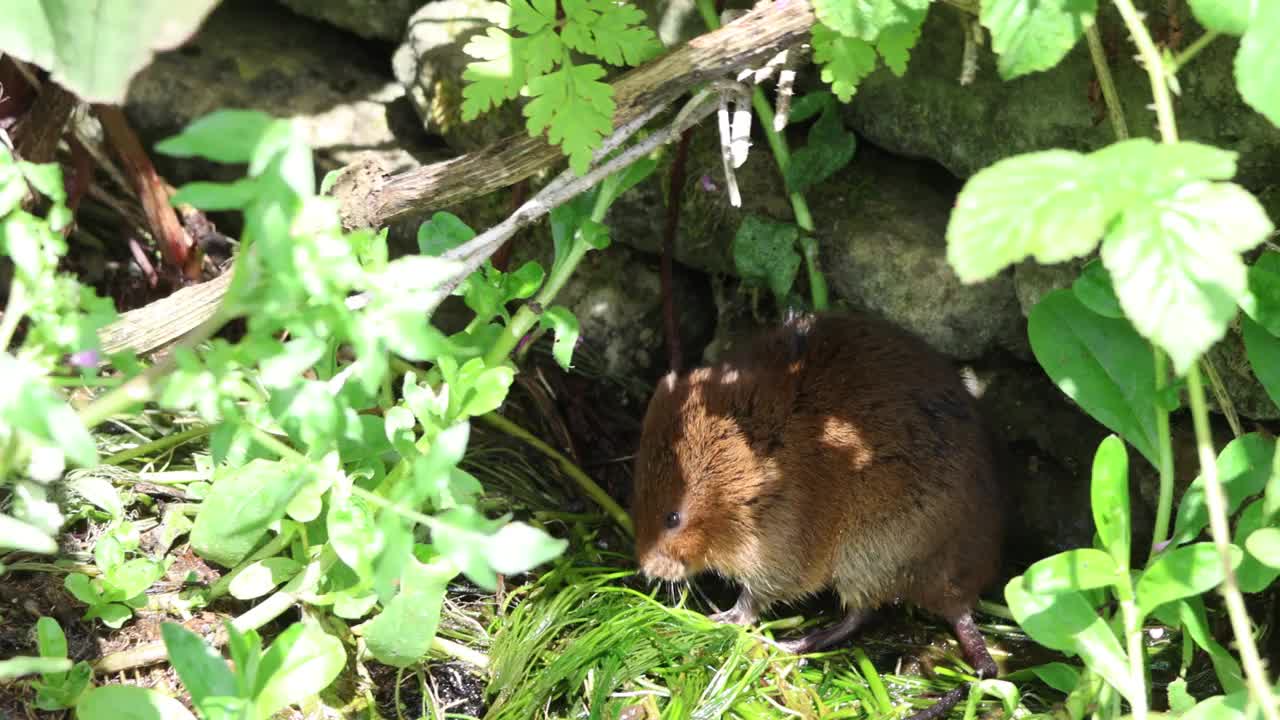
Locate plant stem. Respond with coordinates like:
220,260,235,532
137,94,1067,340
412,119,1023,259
1085,25,1130,140
1173,31,1220,71
1112,0,1179,143
1149,349,1175,562
1187,366,1279,720
1119,593,1149,719
101,424,211,466
480,412,634,537
0,282,27,351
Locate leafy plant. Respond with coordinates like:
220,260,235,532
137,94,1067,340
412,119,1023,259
27,617,93,710
811,0,928,101
64,522,168,628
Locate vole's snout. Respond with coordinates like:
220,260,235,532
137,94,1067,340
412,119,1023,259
638,545,688,582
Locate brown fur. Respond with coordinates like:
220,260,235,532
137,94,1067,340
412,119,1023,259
631,311,1003,625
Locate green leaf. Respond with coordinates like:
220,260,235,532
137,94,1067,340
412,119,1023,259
811,23,877,102
1245,526,1280,569
947,150,1106,283
732,216,802,302
484,521,568,575
1187,0,1251,34
160,623,238,708
457,362,515,418
1072,260,1124,319
1101,181,1273,375
1241,251,1280,335
0,353,98,467
0,512,58,554
363,555,455,667
254,624,346,719
573,0,661,66
785,106,857,194
1004,577,1137,704
108,558,165,599
0,656,71,681
1234,502,1280,591
1027,662,1080,694
461,28,527,121
1236,2,1280,127
539,306,580,370
228,558,303,600
89,603,133,629
0,0,218,104
503,261,545,300
1023,548,1121,594
416,212,476,257
980,0,1097,79
524,59,615,175
75,685,198,720
155,110,281,165
191,460,308,568
169,179,261,211
1027,291,1159,465
1137,542,1242,615
876,17,926,76
1181,690,1250,720
431,506,505,590
1155,598,1246,694
36,616,67,662
814,0,929,41
259,338,327,389
226,624,264,699
1167,677,1197,714
597,157,657,211
1091,436,1131,568
64,574,100,606
1172,432,1274,545
787,91,836,125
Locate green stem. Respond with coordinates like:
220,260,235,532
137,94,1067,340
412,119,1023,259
0,282,27,351
1085,24,1130,140
479,412,633,537
1187,367,1279,720
1112,0,1178,143
1173,31,1220,71
47,375,124,388
1149,349,1174,562
101,425,212,467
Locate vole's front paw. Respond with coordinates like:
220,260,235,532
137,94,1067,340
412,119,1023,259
708,606,755,625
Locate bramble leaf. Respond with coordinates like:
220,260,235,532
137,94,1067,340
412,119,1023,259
981,0,1097,79
1236,1,1280,128
1187,0,1251,35
814,0,929,41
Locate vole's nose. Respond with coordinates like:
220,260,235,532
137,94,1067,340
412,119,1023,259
640,550,687,581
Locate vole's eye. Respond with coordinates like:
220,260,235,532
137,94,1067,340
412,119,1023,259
664,511,681,530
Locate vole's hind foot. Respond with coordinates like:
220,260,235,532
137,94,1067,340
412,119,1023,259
709,589,760,625
775,607,872,654
952,611,997,678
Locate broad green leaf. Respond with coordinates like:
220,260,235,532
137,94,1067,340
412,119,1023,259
156,110,280,165
328,494,381,582
524,59,615,175
1241,251,1280,335
947,151,1105,283
1266,438,1280,521
1245,526,1280,569
503,261,545,301
254,624,346,719
259,338,327,389
578,219,610,250
228,558,303,600
108,558,165,599
1101,181,1273,375
36,616,67,663
1242,314,1280,413
1234,502,1280,591
0,512,58,554
1187,0,1251,35
1027,291,1159,465
1072,260,1124,319
1236,2,1280,128
1004,577,1136,703
733,216,802,302
226,624,264,700
1088,139,1238,202
484,521,568,575
1023,548,1121,594
597,156,658,211
1136,542,1241,615
169,179,261,211
89,603,133,629
363,556,455,667
1027,662,1080,694
76,685,198,720
1181,690,1250,720
160,623,237,707
68,475,123,521
814,0,929,41
417,212,477,257
190,460,308,567
1172,432,1274,545
876,16,926,76
785,106,857,194
431,506,505,590
64,574,100,606
0,0,218,104
811,23,877,102
0,656,71,680
458,363,515,418
1159,598,1246,694
1091,436,1131,568
981,0,1096,79
0,354,98,467
787,91,836,125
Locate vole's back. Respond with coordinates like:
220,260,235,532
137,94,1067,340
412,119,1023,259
710,312,1002,618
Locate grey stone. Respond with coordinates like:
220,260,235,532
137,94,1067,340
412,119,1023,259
276,0,420,42
1013,258,1087,318
125,0,436,185
840,5,1280,193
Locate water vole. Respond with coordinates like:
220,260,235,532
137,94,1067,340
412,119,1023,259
631,311,1002,718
